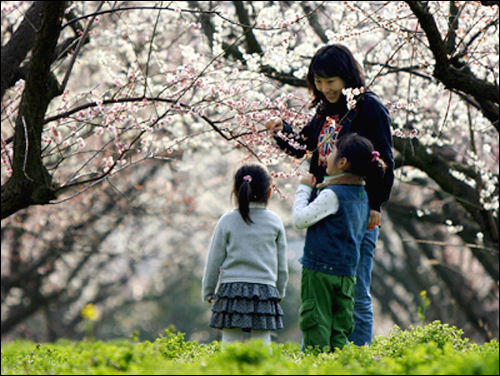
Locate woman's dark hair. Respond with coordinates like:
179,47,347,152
334,133,386,180
233,164,271,225
307,44,366,108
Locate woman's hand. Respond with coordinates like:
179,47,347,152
264,117,284,132
300,173,317,188
367,210,381,230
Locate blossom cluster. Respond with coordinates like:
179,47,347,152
1,1,497,220
342,87,365,110
392,129,423,139
385,99,420,115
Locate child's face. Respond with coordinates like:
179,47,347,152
313,75,346,103
326,146,347,175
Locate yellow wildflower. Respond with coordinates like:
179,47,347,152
81,303,99,321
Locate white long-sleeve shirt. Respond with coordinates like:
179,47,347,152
293,184,340,229
202,204,288,301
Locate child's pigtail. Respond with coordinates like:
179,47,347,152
368,151,387,180
238,175,253,224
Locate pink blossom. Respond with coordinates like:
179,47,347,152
187,22,202,30
128,69,136,81
76,137,85,148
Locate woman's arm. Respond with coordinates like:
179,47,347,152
362,94,395,213
265,117,311,158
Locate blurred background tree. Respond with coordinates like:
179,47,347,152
1,1,498,344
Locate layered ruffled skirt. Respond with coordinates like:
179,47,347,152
209,282,284,331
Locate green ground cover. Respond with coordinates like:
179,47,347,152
1,321,498,375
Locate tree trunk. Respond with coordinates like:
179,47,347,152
1,2,64,219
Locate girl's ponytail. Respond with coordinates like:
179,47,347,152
233,164,271,225
368,150,387,180
238,175,253,224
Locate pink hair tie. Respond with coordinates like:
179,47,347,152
243,175,253,182
371,151,380,163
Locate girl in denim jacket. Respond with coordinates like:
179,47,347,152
293,133,386,352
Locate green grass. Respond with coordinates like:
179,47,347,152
1,321,498,375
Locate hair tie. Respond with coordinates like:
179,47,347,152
243,175,252,183
371,151,380,163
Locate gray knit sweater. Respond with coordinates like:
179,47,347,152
202,204,288,301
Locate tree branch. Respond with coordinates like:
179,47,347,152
0,2,44,99
300,1,329,43
394,136,499,248
406,1,499,129
232,1,263,55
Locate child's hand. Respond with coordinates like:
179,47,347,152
300,173,317,188
367,210,381,230
207,295,214,304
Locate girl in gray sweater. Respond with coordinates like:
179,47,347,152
202,163,289,348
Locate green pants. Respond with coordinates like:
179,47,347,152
299,267,355,352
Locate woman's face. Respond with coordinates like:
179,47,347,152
314,76,346,103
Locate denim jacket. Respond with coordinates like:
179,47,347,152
300,184,369,276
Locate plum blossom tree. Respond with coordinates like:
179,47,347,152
1,1,498,341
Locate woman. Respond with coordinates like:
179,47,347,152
266,44,394,346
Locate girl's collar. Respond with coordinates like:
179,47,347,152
248,202,267,208
317,173,365,189
324,172,353,179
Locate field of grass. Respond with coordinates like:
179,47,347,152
1,321,498,375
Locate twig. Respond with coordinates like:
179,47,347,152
402,238,498,255
60,1,105,93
